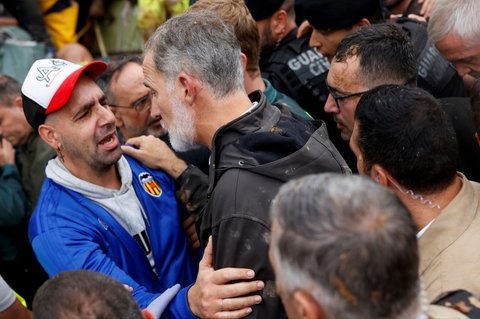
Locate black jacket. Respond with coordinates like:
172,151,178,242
177,91,350,318
260,29,330,121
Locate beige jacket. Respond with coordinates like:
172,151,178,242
419,173,480,302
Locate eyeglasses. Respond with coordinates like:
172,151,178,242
109,93,151,114
326,85,370,110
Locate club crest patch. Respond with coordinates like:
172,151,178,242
139,172,162,197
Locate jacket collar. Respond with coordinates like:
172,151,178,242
210,91,280,162
419,173,480,274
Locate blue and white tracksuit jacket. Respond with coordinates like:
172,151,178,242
28,156,200,318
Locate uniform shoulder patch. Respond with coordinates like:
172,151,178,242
138,172,162,197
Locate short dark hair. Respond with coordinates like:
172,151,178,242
95,55,143,105
303,0,384,32
0,75,21,106
355,85,458,194
334,23,418,87
32,270,144,319
270,173,422,319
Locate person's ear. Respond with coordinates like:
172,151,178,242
240,52,248,72
177,72,199,106
38,123,61,150
271,9,288,40
13,96,22,109
371,164,389,187
352,18,371,31
293,290,326,319
141,309,155,319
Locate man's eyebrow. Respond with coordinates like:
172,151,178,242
144,82,153,90
73,95,105,120
452,56,474,64
132,93,149,106
73,101,94,120
326,80,348,95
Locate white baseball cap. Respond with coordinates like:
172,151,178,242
21,58,107,129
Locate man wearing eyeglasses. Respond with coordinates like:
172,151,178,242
96,56,211,175
323,23,417,141
325,23,480,181
96,56,166,143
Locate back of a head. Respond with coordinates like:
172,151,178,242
334,23,417,87
355,85,458,194
33,270,144,319
244,0,291,21
270,173,422,319
0,75,21,106
428,0,480,46
144,9,245,98
56,43,94,64
189,0,261,76
302,0,384,32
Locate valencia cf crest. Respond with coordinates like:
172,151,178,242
138,172,162,197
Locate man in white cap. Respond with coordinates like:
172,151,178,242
22,58,263,319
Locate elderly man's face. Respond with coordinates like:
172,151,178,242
324,56,369,141
0,101,31,146
47,75,121,176
435,33,480,78
109,62,165,140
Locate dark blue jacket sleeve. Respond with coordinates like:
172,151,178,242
30,224,160,308
0,164,27,226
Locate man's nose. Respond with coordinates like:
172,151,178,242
324,94,338,113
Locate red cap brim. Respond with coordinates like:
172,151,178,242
46,61,107,114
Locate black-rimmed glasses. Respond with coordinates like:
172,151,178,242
326,85,370,110
109,93,152,114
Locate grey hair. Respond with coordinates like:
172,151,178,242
0,75,21,106
144,9,245,98
428,0,480,47
270,173,424,319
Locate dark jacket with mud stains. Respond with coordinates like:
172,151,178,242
176,91,350,319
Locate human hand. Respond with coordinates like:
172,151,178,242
187,237,264,319
418,0,435,19
183,216,200,250
0,138,15,166
122,135,188,179
297,20,313,39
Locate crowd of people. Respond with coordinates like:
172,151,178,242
1,0,480,318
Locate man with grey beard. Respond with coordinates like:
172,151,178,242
22,58,264,319
123,9,350,319
96,56,210,174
